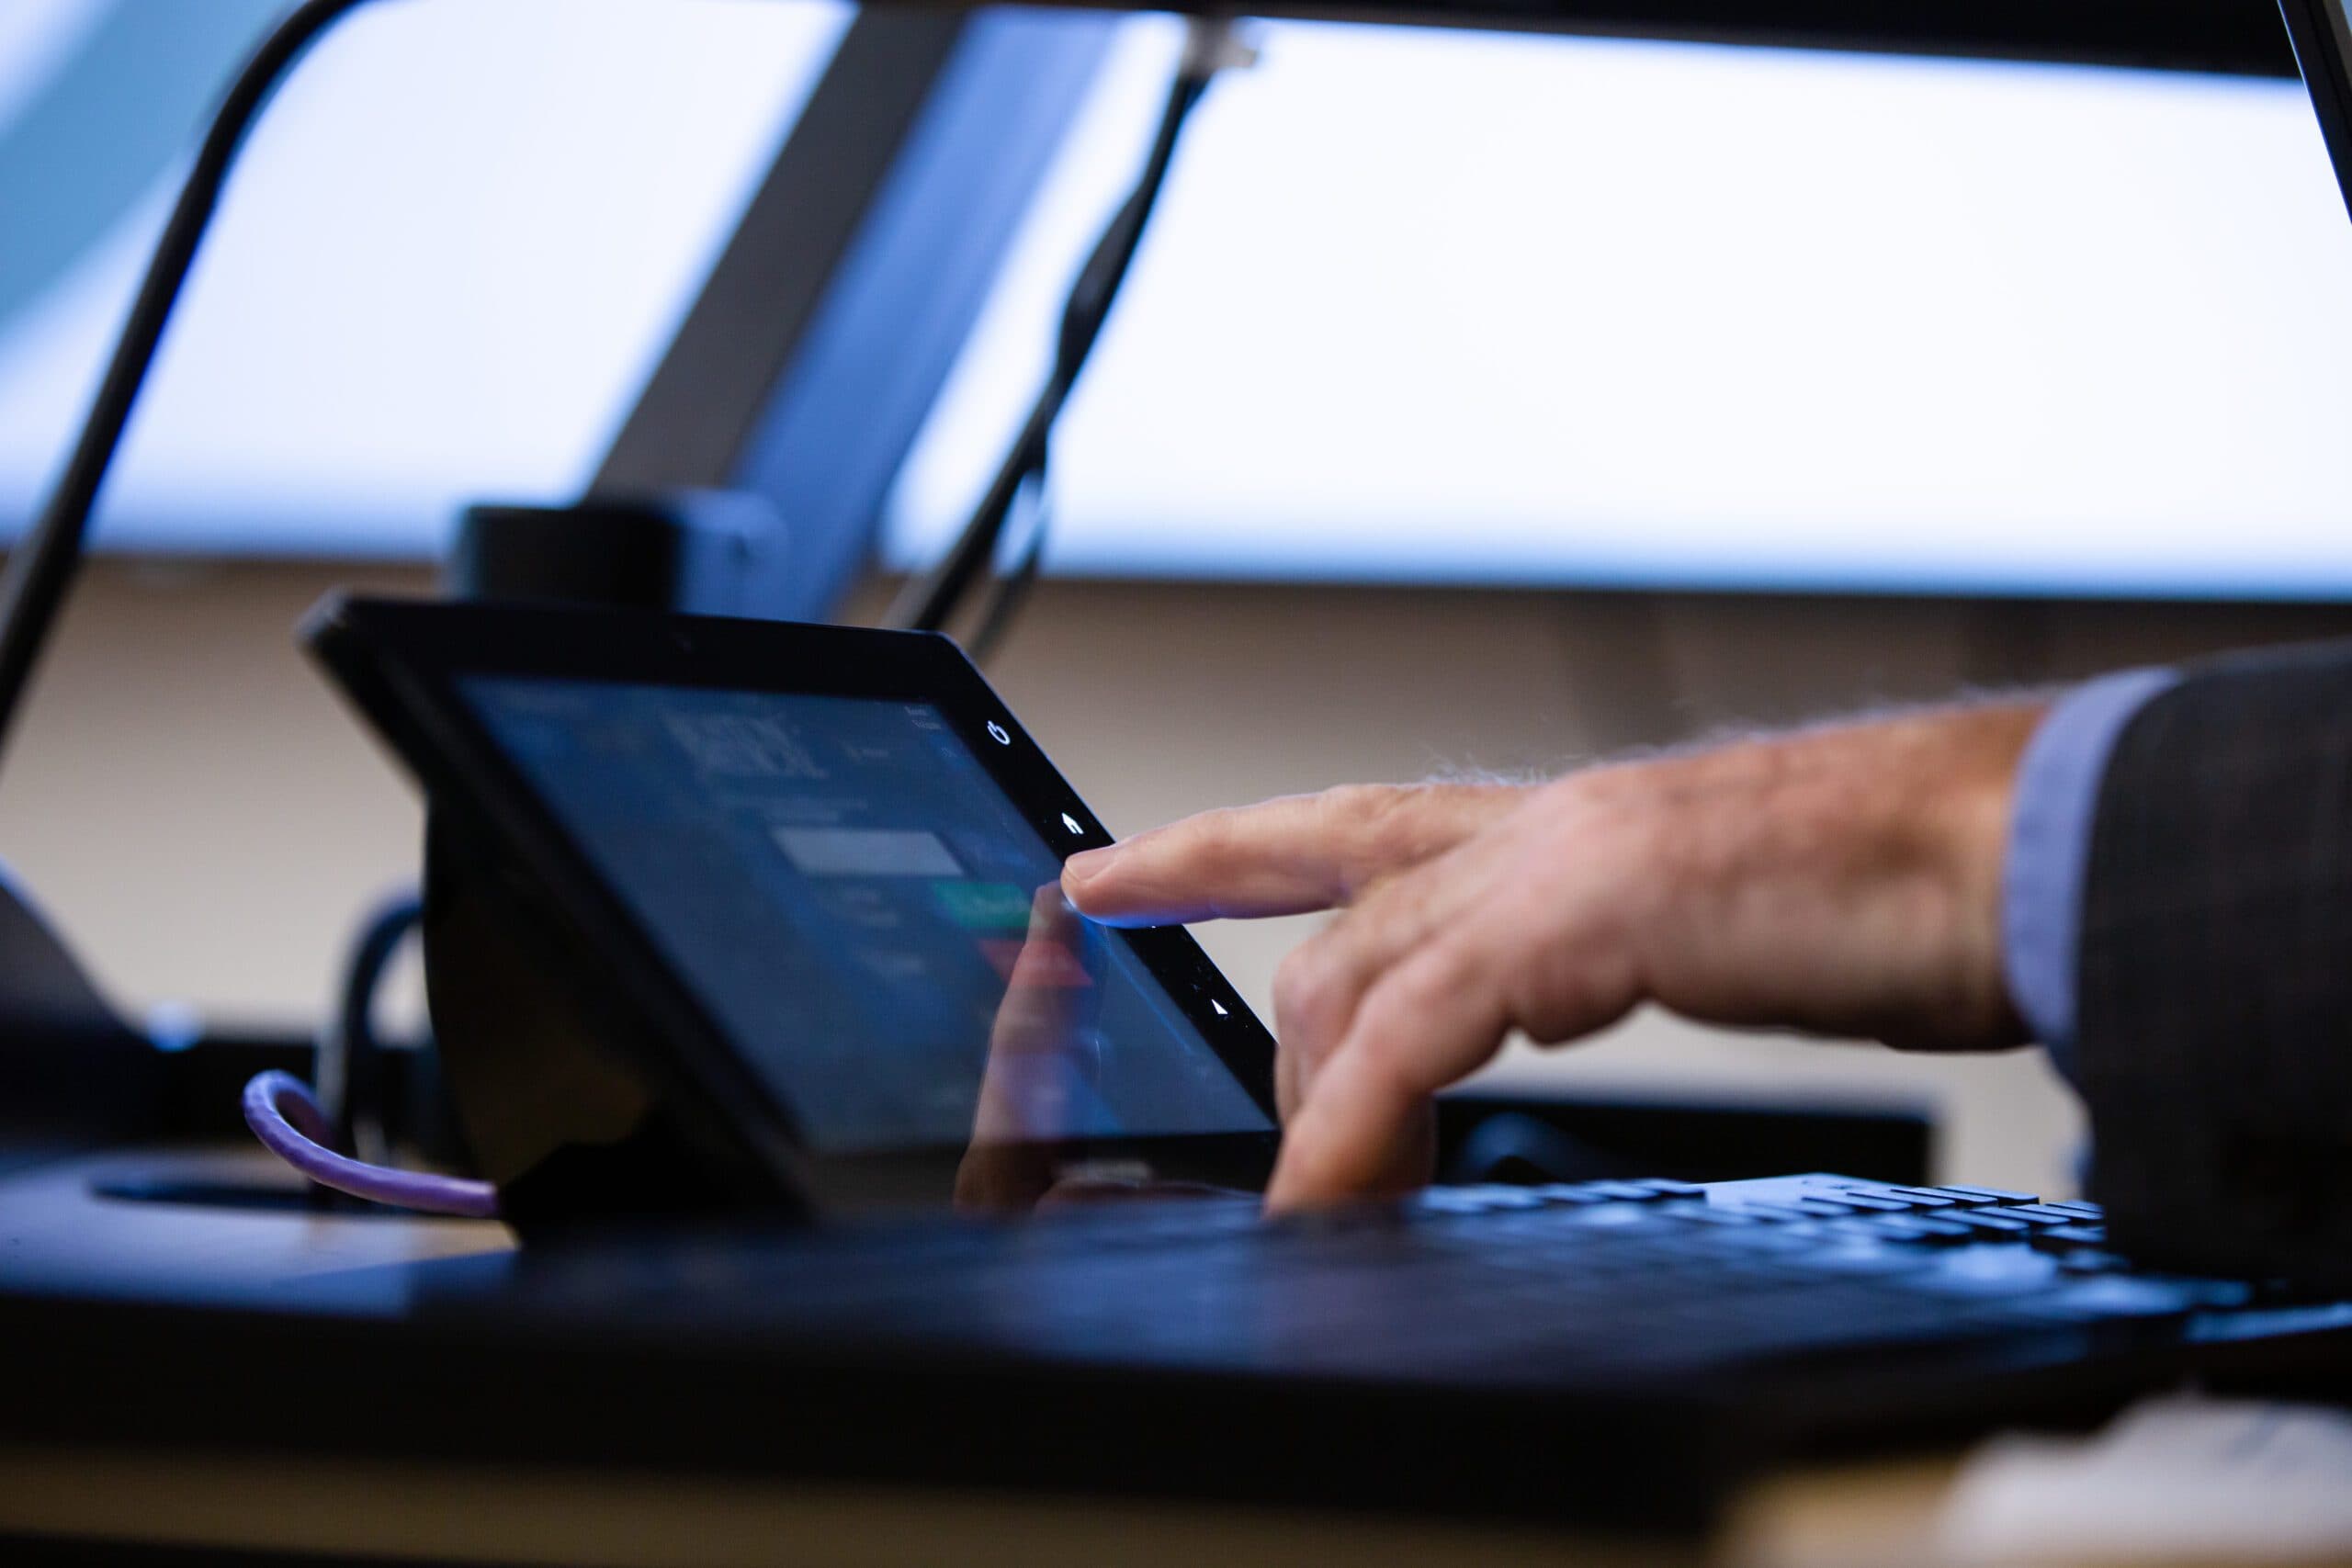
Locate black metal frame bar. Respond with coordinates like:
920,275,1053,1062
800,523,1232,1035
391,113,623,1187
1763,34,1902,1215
1021,0,2298,75
593,8,980,501
694,7,1117,619
2278,0,2352,209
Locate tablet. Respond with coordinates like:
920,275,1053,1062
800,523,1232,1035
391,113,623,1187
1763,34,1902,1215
304,595,1279,1219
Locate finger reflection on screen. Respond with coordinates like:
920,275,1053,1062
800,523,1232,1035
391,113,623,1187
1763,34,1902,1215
955,886,1102,1210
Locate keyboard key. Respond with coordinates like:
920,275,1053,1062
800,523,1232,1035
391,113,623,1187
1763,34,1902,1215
1943,1210,2032,1235
1736,1198,1874,1221
1635,1179,1705,1197
1880,1185,1996,1206
1527,1184,1614,1205
1973,1206,2072,1227
1998,1204,2093,1224
1579,1180,1674,1202
1932,1184,2041,1204
1810,1190,1915,1213
1856,1214,1973,1244
2041,1224,2107,1246
1844,1185,1959,1209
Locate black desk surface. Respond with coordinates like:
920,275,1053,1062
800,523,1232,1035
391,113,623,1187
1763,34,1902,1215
0,1145,1728,1565
0,1143,2328,1567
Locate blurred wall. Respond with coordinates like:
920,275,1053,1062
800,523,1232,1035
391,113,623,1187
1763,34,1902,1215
6,558,2347,1192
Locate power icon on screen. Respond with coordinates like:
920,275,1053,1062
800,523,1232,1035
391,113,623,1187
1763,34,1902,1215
987,721,1010,745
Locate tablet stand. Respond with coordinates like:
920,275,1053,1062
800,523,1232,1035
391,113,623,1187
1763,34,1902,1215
419,811,792,1238
0,864,164,1157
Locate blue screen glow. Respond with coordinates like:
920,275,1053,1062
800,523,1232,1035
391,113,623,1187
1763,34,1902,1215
465,677,1272,1155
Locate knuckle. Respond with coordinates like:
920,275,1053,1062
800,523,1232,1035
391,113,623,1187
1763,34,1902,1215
1325,784,1438,887
1385,944,1477,1024
1536,767,1613,825
1272,947,1317,1018
1315,783,1393,833
1273,942,1344,1037
1186,807,1249,864
1307,789,1392,864
1535,771,1663,869
1417,938,1483,996
1552,758,1656,816
1179,792,1329,878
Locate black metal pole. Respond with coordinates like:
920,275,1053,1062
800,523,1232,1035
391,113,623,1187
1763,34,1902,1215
888,18,1244,636
0,0,376,773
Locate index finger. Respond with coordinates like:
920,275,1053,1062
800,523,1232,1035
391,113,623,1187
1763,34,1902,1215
1061,784,1516,928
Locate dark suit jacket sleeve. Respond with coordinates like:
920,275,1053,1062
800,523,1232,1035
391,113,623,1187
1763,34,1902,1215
2075,641,2352,1288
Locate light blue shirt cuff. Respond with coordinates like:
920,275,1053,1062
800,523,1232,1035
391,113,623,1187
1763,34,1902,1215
2002,667,2180,1066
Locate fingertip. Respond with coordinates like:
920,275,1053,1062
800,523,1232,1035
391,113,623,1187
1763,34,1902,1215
1062,847,1174,927
1261,1099,1344,1213
1261,1144,1363,1215
1261,1158,1315,1215
1064,796,1346,927
1060,848,1114,907
1264,1055,1425,1213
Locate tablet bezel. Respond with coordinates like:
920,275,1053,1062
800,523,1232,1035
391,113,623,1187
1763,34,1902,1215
303,593,1282,1215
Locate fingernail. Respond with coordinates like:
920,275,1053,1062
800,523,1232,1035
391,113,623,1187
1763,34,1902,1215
1063,847,1111,884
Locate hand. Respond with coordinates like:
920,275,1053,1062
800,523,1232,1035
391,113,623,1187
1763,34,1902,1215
1061,703,2046,1211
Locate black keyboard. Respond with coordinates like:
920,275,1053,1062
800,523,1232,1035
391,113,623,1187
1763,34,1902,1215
16,1171,2348,1538
490,1173,2334,1389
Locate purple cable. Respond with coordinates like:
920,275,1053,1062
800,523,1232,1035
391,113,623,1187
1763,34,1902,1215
242,1070,501,1219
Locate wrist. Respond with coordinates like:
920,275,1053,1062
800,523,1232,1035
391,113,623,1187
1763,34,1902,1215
1932,700,2049,1044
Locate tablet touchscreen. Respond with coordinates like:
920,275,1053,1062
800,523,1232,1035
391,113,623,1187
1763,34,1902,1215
460,675,1274,1161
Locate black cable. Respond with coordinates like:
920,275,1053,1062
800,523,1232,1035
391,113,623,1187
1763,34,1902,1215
318,891,424,1165
887,20,1244,637
0,0,374,776
0,2,1226,746
965,465,1053,662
